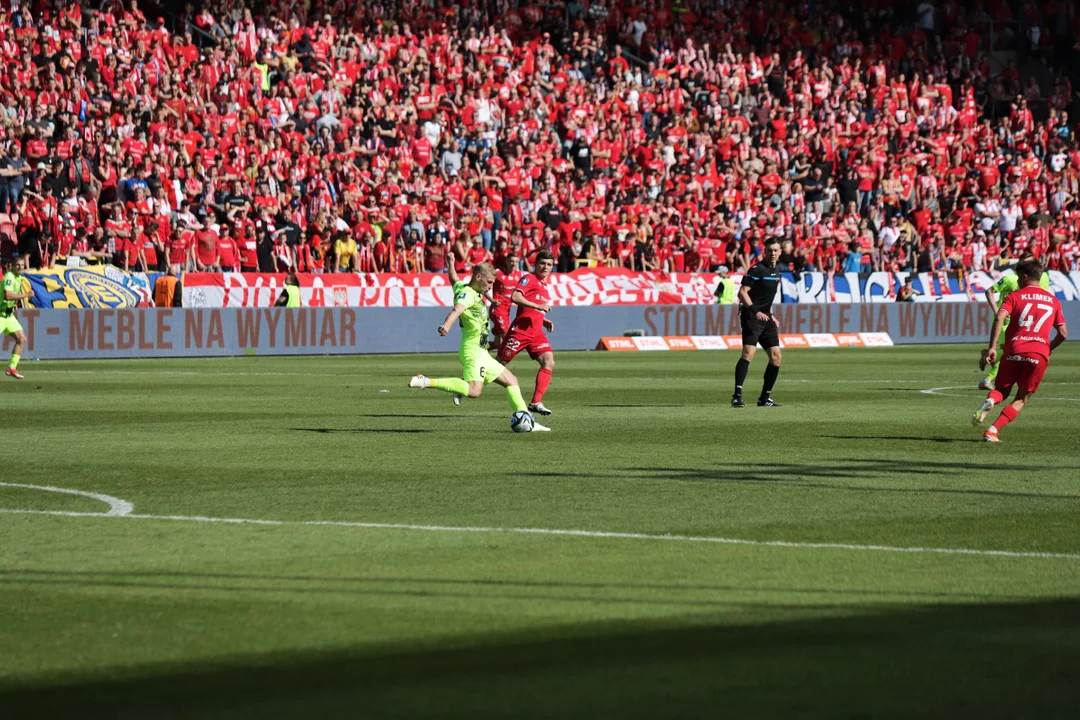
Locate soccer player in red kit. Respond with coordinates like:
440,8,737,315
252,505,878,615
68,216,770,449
973,260,1068,442
498,249,556,415
490,253,522,350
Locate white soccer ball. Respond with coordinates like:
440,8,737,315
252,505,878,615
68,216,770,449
511,410,535,433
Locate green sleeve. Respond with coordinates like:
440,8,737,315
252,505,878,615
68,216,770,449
452,282,474,306
991,275,1015,294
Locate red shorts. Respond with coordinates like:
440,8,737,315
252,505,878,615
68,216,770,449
497,328,551,362
996,353,1048,395
491,307,512,337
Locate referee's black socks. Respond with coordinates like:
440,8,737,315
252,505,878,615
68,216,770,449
734,359,750,395
762,363,780,398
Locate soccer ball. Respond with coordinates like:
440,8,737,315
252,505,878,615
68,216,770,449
511,410,535,433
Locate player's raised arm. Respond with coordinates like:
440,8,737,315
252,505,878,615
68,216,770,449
446,251,460,285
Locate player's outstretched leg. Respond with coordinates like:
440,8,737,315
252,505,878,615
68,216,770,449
529,352,554,416
496,368,550,432
409,374,471,397
757,347,782,407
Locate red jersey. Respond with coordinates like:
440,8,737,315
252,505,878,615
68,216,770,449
492,269,523,311
217,236,238,268
510,272,551,330
167,235,189,265
239,235,259,268
1001,286,1065,360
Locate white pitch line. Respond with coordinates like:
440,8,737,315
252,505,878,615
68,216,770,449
0,482,133,516
1,506,1077,561
921,385,1080,401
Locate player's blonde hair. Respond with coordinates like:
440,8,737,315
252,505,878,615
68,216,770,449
471,263,497,280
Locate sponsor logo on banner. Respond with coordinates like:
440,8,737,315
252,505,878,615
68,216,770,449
665,336,696,350
859,332,895,347
804,333,840,348
633,336,669,351
596,333,896,352
691,336,728,350
597,337,637,351
779,334,809,348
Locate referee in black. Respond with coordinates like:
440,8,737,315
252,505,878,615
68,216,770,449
733,237,783,407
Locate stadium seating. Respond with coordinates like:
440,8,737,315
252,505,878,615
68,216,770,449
0,0,1078,278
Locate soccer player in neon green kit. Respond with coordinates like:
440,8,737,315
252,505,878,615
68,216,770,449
408,261,550,432
981,253,1050,390
2,258,31,380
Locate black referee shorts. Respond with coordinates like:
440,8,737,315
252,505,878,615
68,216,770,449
740,309,780,349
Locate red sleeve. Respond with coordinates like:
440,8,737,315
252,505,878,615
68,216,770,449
516,274,537,300
1054,299,1066,327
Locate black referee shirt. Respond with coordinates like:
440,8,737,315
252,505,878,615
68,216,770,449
741,261,781,315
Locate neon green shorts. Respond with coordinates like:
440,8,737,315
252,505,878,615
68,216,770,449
0,315,23,337
461,346,505,385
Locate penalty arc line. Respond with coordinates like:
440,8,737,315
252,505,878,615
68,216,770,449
1,507,1078,562
0,482,133,516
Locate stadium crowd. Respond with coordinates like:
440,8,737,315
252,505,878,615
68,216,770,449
1,0,1080,279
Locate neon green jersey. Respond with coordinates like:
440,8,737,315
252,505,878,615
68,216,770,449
992,272,1050,307
452,280,489,350
1,272,20,313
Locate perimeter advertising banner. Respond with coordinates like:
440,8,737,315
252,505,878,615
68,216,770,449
5,303,1079,359
180,268,1080,308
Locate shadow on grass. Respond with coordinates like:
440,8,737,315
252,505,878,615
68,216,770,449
821,434,983,444
528,460,1080,501
355,414,463,419
292,428,435,434
2,599,1077,718
0,572,855,611
585,404,687,408
0,568,1019,601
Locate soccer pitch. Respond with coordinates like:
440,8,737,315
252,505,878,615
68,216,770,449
2,346,1079,718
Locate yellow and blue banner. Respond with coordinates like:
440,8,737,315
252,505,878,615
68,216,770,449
24,266,159,308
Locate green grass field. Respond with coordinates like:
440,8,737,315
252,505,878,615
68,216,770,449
2,345,1079,719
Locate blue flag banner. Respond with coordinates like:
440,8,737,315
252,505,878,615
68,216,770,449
775,270,1080,304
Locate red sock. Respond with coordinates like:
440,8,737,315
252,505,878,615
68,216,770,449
532,368,552,404
987,390,1004,405
991,405,1019,432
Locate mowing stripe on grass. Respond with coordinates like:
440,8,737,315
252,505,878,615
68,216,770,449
1,485,1078,561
